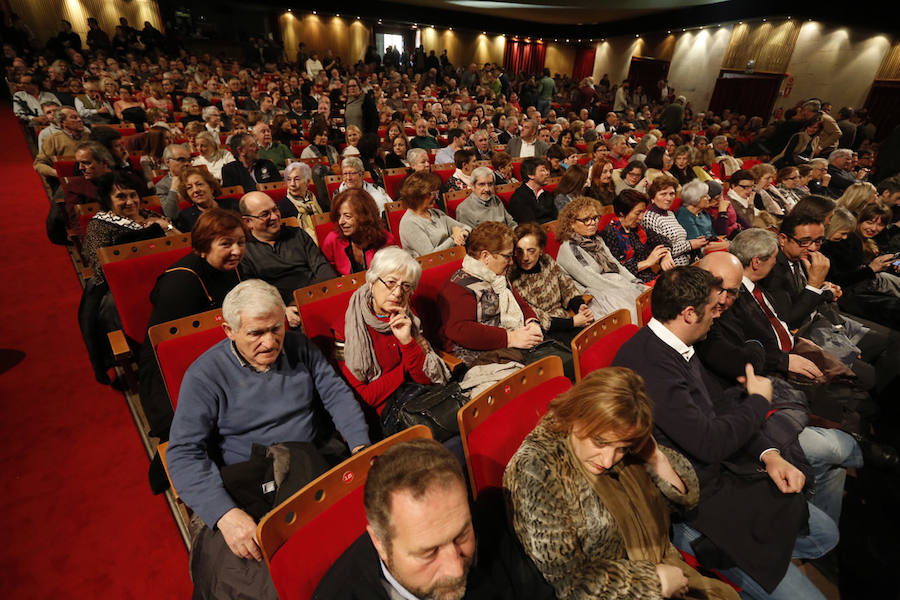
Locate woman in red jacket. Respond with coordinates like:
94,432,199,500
334,246,451,421
320,188,396,274
437,221,543,366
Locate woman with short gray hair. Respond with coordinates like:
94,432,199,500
192,130,235,182
334,246,451,422
283,161,323,241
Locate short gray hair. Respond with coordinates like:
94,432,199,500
181,97,199,109
730,229,778,267
222,279,286,330
201,105,219,120
407,147,427,164
342,156,364,173
828,148,852,163
471,166,494,185
808,158,827,169
608,134,625,148
712,135,727,146
365,246,422,289
75,141,113,166
680,179,709,207
163,143,189,161
471,130,488,142
284,161,311,181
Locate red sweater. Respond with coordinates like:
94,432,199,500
334,314,432,414
320,231,397,276
437,277,537,351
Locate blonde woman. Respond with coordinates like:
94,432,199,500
836,182,877,217
191,131,236,182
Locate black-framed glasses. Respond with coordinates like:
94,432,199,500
788,235,825,248
575,215,601,224
735,183,755,190
378,277,414,295
719,287,739,298
492,251,514,262
243,207,280,220
169,156,191,163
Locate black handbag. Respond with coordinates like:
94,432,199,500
382,382,468,442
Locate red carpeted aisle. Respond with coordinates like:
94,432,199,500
0,103,191,598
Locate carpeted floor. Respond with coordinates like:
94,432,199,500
0,104,191,597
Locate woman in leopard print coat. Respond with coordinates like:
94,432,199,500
504,367,738,600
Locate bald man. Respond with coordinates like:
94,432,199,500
239,191,336,325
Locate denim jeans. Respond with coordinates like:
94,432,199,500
797,426,863,525
672,500,838,600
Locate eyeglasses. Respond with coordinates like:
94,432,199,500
718,287,739,299
378,277,414,295
575,215,601,224
734,183,755,190
243,207,280,220
342,170,361,178
169,156,191,163
493,251,514,262
787,235,825,248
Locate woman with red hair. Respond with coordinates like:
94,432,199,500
320,188,396,274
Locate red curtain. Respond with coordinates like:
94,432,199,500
573,47,596,81
504,40,546,75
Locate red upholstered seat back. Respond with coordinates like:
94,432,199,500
261,187,288,202
670,197,682,213
446,195,466,219
268,487,366,600
313,217,335,246
497,183,517,206
599,213,616,231
55,159,78,177
511,158,523,180
410,250,464,344
295,273,367,358
383,169,408,200
386,205,406,241
467,376,571,494
156,327,226,408
578,324,639,376
103,246,192,341
544,227,561,260
432,163,455,184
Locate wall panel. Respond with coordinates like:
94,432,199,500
721,20,800,74
8,0,161,51
667,26,732,111
280,14,372,65
875,41,900,80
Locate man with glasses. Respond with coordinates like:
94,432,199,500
156,143,192,218
805,158,831,197
335,156,392,216
221,132,280,194
456,166,517,229
240,192,336,327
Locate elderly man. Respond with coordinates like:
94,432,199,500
826,149,858,196
613,266,838,599
471,129,493,161
220,97,238,131
315,439,554,599
75,80,116,125
506,119,548,159
253,121,294,171
240,192,336,318
456,166,517,229
435,127,466,165
221,132,280,193
711,135,730,157
409,118,439,150
33,106,91,178
336,156,392,215
62,141,113,227
606,134,630,170
155,143,192,218
595,111,619,134
168,279,370,599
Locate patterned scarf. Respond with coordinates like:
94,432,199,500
461,254,525,331
342,283,450,385
607,217,647,262
570,232,620,274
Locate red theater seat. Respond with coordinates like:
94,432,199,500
294,272,367,358
570,309,637,381
543,221,561,260
257,426,433,600
444,189,469,220
384,201,406,242
411,247,465,346
458,357,571,498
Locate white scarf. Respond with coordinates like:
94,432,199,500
452,168,473,187
461,254,525,331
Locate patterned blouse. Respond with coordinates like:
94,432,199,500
640,204,694,266
600,217,671,282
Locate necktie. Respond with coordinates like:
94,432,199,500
791,261,805,291
751,286,793,352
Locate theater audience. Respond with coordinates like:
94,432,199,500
334,247,451,422
253,121,294,170
438,221,542,366
336,156,392,216
584,157,616,205
300,122,340,164
455,167,517,229
775,166,804,210
601,189,675,283
173,166,237,232
669,145,696,186
168,279,369,599
444,148,477,192
556,196,648,323
33,106,91,178
509,223,594,346
505,367,739,600
552,164,589,212
382,134,409,169
138,125,171,184
752,163,790,216
192,130,235,182
827,149,859,197
675,180,731,248
836,182,877,216
641,175,708,265
321,188,396,274
398,171,468,258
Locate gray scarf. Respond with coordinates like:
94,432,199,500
570,232,620,274
343,284,450,385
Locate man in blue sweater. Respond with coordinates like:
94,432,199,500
168,279,370,597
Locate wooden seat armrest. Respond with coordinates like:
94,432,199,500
157,442,179,502
439,350,464,373
107,329,132,361
80,267,93,280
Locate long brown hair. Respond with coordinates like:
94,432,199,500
330,188,388,248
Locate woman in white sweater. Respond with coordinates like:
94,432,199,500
555,196,649,323
397,171,470,258
191,131,235,182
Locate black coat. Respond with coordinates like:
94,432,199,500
221,159,280,194
507,184,556,224
759,251,834,331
